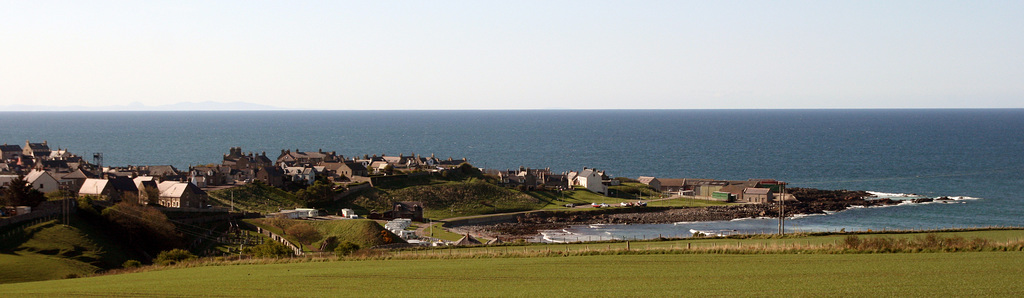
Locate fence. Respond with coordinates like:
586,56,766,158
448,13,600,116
255,226,304,256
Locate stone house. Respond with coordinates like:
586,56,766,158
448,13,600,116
156,181,207,208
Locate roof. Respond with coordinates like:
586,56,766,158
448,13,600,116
0,144,21,152
453,234,482,246
638,176,659,184
27,142,50,151
659,178,686,187
158,181,203,198
145,165,180,176
79,178,110,195
26,170,57,185
744,188,771,195
61,169,94,179
110,176,139,192
135,178,158,191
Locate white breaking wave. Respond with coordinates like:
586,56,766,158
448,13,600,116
789,213,824,219
867,191,922,198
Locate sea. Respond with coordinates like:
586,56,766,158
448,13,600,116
2,109,1022,241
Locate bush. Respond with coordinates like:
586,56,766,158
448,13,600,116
122,259,142,268
335,242,360,256
154,249,197,266
245,241,293,258
284,223,321,245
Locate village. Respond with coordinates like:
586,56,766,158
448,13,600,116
1,140,792,249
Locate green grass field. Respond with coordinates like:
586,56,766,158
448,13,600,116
0,216,134,284
3,251,1022,296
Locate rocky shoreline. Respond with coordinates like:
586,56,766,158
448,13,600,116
453,188,926,241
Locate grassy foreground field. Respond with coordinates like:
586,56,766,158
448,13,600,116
2,251,1023,296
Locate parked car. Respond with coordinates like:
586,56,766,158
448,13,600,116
599,203,610,208
564,203,578,208
591,202,602,208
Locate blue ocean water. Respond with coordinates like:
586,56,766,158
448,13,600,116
2,109,1022,236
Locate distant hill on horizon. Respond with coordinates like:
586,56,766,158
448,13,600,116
1,101,282,111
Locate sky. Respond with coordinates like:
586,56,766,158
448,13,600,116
2,1,1023,110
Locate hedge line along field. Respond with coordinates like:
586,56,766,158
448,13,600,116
3,251,1023,296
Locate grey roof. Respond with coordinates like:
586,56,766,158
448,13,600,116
0,144,22,152
453,234,482,246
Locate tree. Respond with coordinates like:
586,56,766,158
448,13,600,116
144,186,161,206
154,248,196,265
294,180,335,203
334,242,360,256
1,175,46,207
284,223,321,245
102,202,184,255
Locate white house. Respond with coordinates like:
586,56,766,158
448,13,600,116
26,170,60,193
283,166,317,185
573,168,607,195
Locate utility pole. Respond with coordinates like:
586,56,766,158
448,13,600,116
778,182,786,235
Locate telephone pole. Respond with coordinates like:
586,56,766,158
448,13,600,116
778,182,786,235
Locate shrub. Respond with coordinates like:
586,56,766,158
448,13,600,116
154,249,197,266
245,241,292,258
122,259,142,268
335,242,360,256
284,223,321,245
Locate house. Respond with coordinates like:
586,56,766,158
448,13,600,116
572,168,607,194
222,147,273,171
135,165,183,181
282,166,317,185
658,178,686,194
0,144,23,161
25,170,59,193
742,188,774,203
255,166,285,187
78,177,139,202
638,176,662,191
78,178,114,200
49,148,74,160
190,165,232,186
23,140,51,159
276,149,341,166
59,169,95,192
133,176,160,205
156,181,207,208
0,175,18,189
383,201,424,222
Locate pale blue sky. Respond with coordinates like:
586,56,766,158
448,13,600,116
2,1,1022,110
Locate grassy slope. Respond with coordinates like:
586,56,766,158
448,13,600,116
350,178,546,219
0,216,133,284
0,253,97,284
449,229,1024,253
245,218,402,251
3,251,1023,296
208,183,304,213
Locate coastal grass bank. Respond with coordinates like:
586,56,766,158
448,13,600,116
3,229,1024,296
